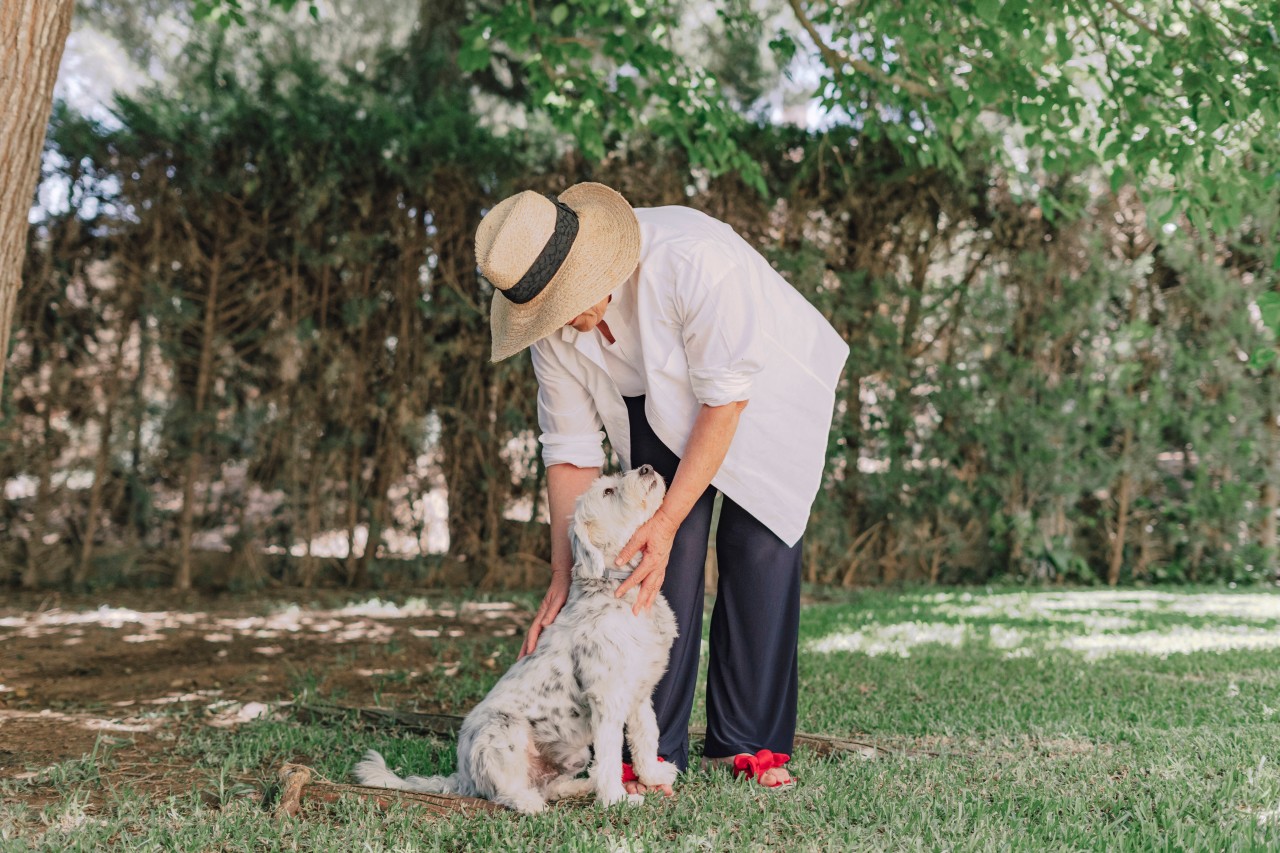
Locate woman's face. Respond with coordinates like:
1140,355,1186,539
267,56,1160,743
565,296,611,332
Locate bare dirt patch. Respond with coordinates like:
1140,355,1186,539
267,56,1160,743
0,591,529,782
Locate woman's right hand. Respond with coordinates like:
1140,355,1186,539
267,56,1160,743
519,569,571,659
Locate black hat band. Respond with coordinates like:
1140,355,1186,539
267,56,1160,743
500,195,580,305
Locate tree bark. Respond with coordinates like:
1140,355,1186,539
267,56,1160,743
175,238,224,591
23,379,55,588
1263,406,1278,578
1108,426,1134,587
76,289,136,587
0,0,74,398
344,437,364,585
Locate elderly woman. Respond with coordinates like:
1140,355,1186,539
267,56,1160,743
476,182,848,791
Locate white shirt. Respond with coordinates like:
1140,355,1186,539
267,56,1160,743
595,275,646,396
529,205,849,547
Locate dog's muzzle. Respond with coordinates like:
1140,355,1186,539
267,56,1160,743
606,465,661,581
637,464,662,493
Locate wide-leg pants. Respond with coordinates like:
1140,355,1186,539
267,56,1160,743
623,395,802,771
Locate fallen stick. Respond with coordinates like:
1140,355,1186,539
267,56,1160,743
272,760,513,819
294,702,463,738
304,781,504,816
275,763,311,819
689,726,906,759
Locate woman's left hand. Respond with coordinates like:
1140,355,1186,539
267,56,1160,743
614,509,680,615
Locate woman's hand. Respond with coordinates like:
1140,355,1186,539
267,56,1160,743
614,509,680,615
520,569,571,659
613,402,744,615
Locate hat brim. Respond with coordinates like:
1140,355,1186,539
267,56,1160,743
489,182,640,362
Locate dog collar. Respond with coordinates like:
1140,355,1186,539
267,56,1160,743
605,553,642,582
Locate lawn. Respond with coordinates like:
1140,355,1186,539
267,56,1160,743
2,586,1279,851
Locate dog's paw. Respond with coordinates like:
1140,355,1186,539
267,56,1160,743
596,784,632,808
507,794,547,815
637,760,679,788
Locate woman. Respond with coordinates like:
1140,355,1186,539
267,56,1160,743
477,182,848,790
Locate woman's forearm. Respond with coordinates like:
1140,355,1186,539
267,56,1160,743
547,462,602,573
658,400,748,526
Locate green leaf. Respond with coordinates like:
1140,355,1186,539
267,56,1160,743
550,4,569,26
1109,167,1126,194
1248,348,1277,370
458,45,491,73
1039,193,1058,224
769,32,797,64
1258,292,1280,332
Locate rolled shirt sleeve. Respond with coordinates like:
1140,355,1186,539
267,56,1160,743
530,339,607,468
676,266,765,407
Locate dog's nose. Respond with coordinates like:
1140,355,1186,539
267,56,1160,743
638,464,653,476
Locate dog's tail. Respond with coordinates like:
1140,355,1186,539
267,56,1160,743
352,749,461,794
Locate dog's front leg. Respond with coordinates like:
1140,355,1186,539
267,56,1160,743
588,708,641,807
626,698,679,790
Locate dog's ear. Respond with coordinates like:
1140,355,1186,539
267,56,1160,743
569,515,606,578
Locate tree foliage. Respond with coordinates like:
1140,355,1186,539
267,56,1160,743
466,1,1280,220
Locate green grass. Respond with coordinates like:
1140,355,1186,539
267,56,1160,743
4,586,1280,851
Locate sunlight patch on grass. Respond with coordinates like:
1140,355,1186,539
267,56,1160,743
0,598,521,647
0,709,160,734
1167,594,1280,621
1055,626,1280,659
811,589,1280,661
204,701,276,728
808,621,969,657
1252,804,1280,826
931,590,1280,623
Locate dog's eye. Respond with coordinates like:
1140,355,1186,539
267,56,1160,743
603,487,614,497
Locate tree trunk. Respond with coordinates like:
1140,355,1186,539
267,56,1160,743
299,439,324,586
355,424,396,586
175,242,224,590
1108,426,1134,587
125,304,152,548
344,438,363,585
1263,407,1278,578
0,0,74,398
23,387,55,588
443,362,507,587
76,306,132,587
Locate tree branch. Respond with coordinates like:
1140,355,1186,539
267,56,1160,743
785,0,939,100
1101,0,1169,39
469,51,531,103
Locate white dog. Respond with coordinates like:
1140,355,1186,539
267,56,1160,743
353,464,679,813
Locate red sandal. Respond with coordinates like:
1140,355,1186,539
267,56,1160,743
621,756,664,784
731,749,795,789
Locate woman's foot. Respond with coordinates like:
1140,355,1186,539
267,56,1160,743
702,750,795,788
621,761,675,797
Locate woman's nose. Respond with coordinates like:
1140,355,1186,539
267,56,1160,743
638,464,653,476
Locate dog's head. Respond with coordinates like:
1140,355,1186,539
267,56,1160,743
568,465,666,581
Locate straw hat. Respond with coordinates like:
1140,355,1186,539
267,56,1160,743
479,182,640,362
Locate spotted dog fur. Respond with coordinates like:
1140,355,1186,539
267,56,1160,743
353,465,679,813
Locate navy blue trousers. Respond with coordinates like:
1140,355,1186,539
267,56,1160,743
623,395,802,771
